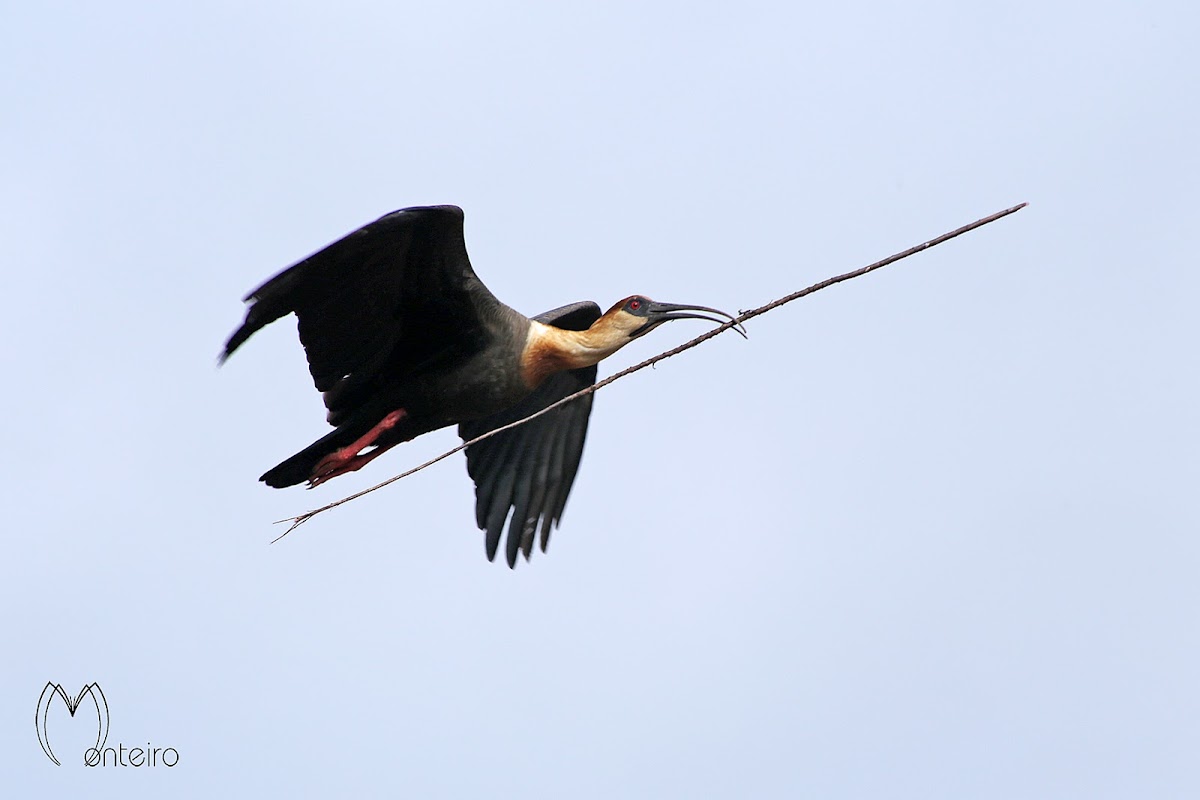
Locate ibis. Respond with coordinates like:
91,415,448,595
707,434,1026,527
222,205,738,565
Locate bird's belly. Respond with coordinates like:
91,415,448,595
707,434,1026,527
416,356,529,422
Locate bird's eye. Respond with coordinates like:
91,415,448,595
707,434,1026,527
628,298,642,311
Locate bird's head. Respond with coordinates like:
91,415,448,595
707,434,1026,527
525,295,745,382
600,295,744,341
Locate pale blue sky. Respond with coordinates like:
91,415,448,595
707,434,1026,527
3,1,1197,797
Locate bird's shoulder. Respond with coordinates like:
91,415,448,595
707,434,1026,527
533,301,603,331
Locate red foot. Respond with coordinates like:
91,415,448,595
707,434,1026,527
308,409,406,488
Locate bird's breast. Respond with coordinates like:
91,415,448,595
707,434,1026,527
519,340,572,389
518,320,593,389
411,344,530,423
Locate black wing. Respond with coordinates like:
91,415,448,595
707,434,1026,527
459,301,603,567
222,205,500,425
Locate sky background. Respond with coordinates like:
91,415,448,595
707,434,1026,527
3,1,1197,796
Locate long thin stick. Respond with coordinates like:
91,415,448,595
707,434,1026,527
273,202,1028,541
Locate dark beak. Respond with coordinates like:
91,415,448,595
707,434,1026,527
632,301,747,339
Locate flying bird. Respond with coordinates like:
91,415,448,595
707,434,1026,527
222,205,739,566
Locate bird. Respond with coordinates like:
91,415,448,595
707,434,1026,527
222,205,739,566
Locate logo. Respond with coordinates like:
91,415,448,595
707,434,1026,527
35,681,179,768
35,682,110,766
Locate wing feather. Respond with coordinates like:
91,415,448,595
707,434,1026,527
222,206,497,422
458,302,602,565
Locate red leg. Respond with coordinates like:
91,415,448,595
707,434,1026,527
308,409,406,487
308,443,396,488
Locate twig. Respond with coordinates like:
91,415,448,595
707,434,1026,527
273,202,1028,541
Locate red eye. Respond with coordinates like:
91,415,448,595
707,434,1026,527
629,298,641,310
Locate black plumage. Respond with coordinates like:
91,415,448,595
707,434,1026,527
460,302,600,565
223,205,737,565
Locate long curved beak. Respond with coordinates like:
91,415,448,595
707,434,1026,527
633,301,747,339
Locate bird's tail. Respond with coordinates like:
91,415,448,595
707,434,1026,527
259,424,366,488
